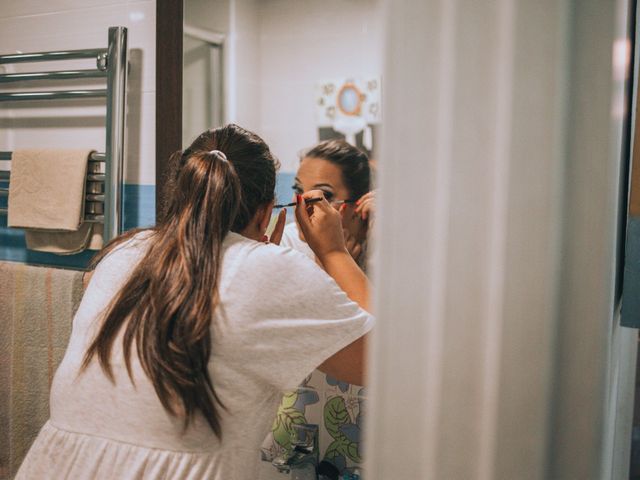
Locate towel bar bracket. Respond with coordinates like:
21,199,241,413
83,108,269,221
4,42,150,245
97,52,108,72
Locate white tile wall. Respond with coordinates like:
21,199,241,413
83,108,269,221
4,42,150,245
0,0,156,184
183,0,383,172
184,0,230,34
256,0,384,172
231,0,261,132
0,1,138,19
183,0,261,139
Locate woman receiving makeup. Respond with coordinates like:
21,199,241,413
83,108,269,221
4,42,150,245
279,139,375,272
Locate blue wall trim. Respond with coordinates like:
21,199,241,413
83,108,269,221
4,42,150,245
122,184,156,231
275,172,296,221
0,184,156,270
0,174,296,270
275,172,295,205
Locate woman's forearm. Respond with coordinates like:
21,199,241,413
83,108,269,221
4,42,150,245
318,250,370,311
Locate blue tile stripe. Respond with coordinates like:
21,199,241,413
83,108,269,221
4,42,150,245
0,173,296,270
275,172,295,205
122,184,156,231
0,184,156,270
275,172,296,222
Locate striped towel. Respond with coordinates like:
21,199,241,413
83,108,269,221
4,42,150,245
0,261,83,479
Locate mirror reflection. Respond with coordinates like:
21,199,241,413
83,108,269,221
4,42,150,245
183,1,382,477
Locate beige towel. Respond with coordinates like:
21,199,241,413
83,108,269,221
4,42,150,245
0,261,83,478
25,224,104,255
7,149,104,254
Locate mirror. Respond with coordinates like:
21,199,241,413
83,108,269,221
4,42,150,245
182,0,383,476
337,82,363,116
182,25,224,146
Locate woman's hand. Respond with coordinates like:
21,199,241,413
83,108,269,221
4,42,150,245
343,228,363,263
261,209,287,245
354,191,376,223
295,190,346,260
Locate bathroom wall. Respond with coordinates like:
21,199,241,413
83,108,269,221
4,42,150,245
256,0,384,173
184,0,261,140
183,0,229,147
0,0,156,268
229,0,261,132
184,0,230,33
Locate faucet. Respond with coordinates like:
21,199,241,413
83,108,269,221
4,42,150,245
264,423,319,479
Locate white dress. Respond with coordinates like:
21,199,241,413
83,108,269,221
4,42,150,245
279,221,315,261
16,231,373,480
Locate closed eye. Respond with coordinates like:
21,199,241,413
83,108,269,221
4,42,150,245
320,190,334,201
292,185,335,201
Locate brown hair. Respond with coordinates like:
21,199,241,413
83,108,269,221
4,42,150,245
82,124,278,437
303,139,371,200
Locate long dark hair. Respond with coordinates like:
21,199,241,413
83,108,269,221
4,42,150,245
82,124,278,437
303,139,370,200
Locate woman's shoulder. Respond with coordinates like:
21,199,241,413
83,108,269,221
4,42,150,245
227,232,311,267
100,229,154,264
223,231,322,282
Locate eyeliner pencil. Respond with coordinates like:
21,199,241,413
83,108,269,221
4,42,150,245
274,198,356,209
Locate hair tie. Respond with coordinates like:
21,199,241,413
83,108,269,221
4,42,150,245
209,149,228,162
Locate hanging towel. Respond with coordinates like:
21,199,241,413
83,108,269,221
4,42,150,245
0,261,83,478
24,224,94,255
7,149,103,254
25,223,104,255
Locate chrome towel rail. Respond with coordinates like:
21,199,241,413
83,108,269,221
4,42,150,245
0,48,107,64
0,27,128,242
0,69,107,83
0,90,107,102
104,27,127,241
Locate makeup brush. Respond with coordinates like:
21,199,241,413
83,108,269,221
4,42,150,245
274,198,356,209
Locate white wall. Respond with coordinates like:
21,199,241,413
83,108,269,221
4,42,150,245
256,0,383,172
229,0,261,132
185,0,230,34
183,0,383,172
0,0,156,186
183,0,261,138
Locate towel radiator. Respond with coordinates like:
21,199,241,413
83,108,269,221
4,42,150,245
0,26,128,243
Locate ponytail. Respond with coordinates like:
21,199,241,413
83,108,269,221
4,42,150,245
82,127,260,437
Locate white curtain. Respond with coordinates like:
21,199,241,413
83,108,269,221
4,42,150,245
366,0,636,478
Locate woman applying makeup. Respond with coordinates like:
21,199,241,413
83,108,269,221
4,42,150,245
280,139,376,272
16,125,372,480
263,140,375,473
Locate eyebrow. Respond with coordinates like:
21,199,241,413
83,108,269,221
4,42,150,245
293,178,335,190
